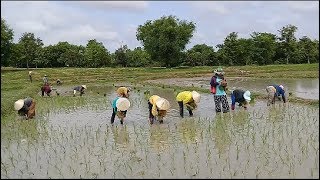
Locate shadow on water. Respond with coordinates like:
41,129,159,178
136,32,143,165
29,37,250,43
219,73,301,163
1,85,319,178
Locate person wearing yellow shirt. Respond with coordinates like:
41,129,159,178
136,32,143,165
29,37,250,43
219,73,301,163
148,95,170,124
176,91,201,118
116,87,131,98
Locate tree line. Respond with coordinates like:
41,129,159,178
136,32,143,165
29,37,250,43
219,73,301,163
1,16,319,68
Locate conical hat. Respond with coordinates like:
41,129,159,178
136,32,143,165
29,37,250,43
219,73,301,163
243,90,251,101
116,97,130,111
192,91,201,103
14,99,24,111
155,98,170,110
81,85,87,89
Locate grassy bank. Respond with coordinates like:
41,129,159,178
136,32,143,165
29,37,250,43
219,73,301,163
1,63,319,121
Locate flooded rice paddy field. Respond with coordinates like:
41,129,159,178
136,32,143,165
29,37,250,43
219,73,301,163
1,85,319,178
146,77,319,100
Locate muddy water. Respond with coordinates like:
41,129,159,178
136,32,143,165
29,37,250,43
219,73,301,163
1,86,319,178
146,77,319,100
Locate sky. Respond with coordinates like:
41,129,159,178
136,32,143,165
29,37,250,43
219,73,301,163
1,1,319,52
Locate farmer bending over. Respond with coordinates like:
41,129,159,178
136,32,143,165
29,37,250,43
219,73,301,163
111,97,130,125
14,97,36,120
266,84,286,106
73,85,86,97
231,89,251,110
41,83,52,97
148,95,170,124
176,91,200,118
116,87,131,98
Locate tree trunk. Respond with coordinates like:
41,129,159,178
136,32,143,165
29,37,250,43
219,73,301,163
27,59,29,69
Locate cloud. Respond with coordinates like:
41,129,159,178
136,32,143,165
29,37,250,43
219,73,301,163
65,1,148,12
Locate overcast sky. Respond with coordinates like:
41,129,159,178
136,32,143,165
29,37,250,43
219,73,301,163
1,1,319,52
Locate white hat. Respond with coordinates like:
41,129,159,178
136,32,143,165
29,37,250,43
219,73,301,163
14,99,24,111
81,85,87,89
116,98,130,111
279,85,284,90
155,98,170,110
243,91,251,102
192,91,201,103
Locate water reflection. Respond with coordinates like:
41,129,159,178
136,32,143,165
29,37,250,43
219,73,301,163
110,125,130,148
177,119,201,144
149,125,170,152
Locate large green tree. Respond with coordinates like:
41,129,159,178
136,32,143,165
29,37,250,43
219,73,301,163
277,24,298,64
297,36,318,64
126,47,151,67
114,45,129,67
185,44,216,66
250,32,277,65
18,32,44,68
84,39,110,67
1,18,14,66
137,15,196,67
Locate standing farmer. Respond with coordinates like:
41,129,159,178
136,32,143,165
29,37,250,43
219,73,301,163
73,85,86,97
176,91,201,118
212,67,229,113
28,71,32,83
111,97,131,125
266,84,286,106
148,95,170,124
43,75,48,85
230,89,251,110
14,97,36,119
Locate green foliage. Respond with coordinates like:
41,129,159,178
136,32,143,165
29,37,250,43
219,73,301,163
84,39,111,67
17,32,44,68
137,15,196,67
185,44,216,66
1,18,14,66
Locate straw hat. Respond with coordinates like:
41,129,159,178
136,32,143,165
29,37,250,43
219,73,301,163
81,85,87,89
192,91,201,103
155,98,170,110
116,97,130,111
14,99,24,111
243,90,251,102
279,85,284,90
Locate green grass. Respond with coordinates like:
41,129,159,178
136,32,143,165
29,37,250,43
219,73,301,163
1,63,319,122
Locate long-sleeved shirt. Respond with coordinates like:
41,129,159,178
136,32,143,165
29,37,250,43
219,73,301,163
231,89,246,106
112,97,120,112
176,91,193,104
215,77,226,96
149,95,161,116
18,98,33,115
272,85,286,103
43,77,48,83
73,86,84,92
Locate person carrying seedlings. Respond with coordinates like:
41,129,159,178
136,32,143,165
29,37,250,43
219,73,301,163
230,89,251,110
43,75,48,85
266,84,286,106
116,86,131,98
176,91,201,118
212,67,229,113
148,95,170,124
111,97,131,125
41,83,52,97
28,71,32,83
73,85,86,97
14,97,36,120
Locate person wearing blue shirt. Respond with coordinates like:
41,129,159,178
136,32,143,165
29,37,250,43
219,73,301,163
212,67,229,113
266,84,286,106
